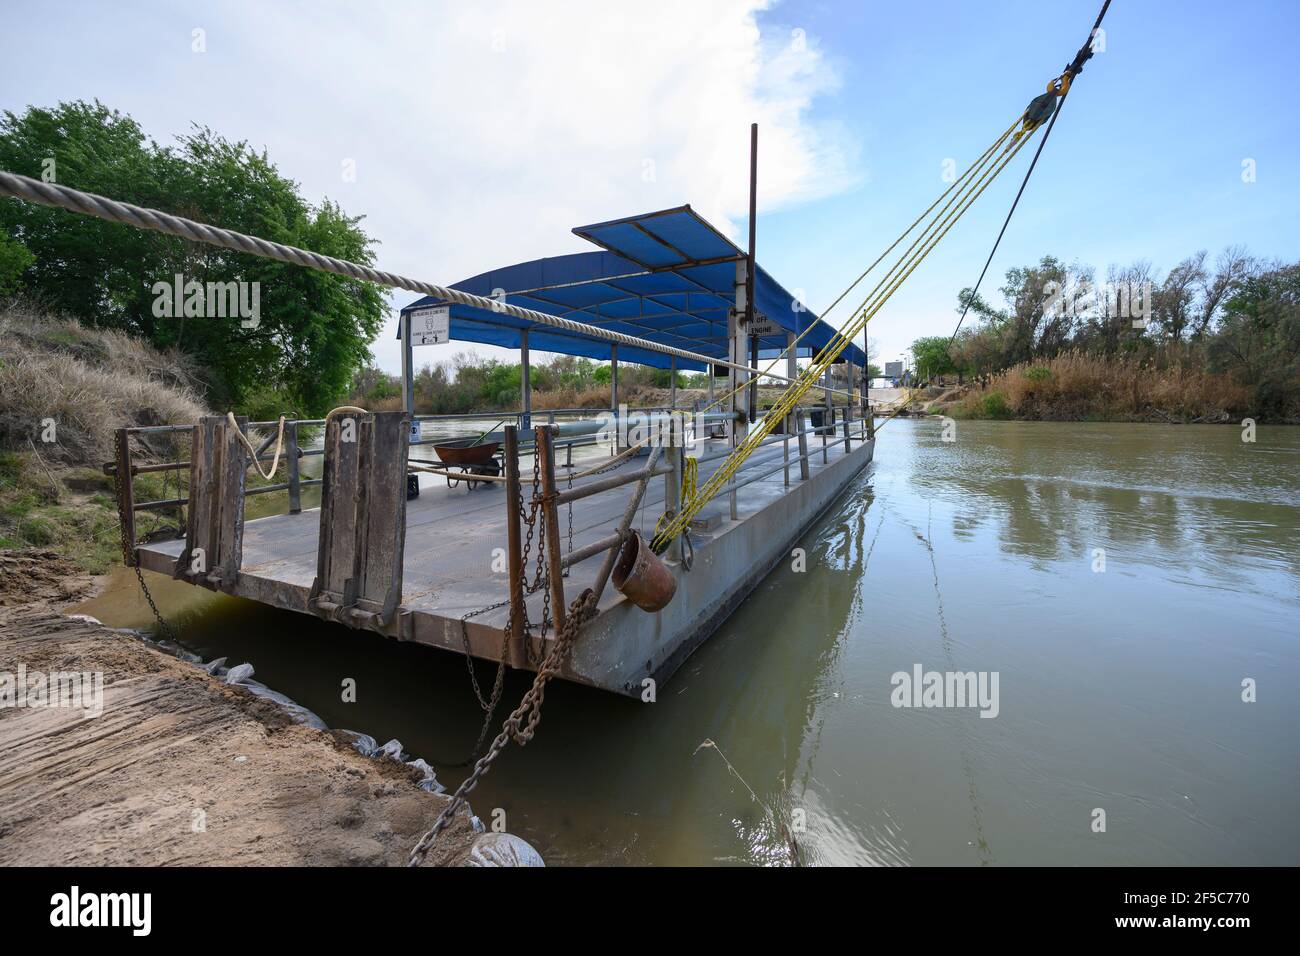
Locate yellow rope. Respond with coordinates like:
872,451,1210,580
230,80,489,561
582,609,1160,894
653,454,698,545
698,116,1020,420
651,125,1037,550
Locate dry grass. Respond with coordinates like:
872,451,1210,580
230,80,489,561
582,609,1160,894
530,385,645,411
955,352,1255,422
0,303,208,466
365,394,405,412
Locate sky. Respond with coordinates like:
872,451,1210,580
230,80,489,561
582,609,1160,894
2,0,1297,375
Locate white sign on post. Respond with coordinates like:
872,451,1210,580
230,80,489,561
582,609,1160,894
409,306,450,346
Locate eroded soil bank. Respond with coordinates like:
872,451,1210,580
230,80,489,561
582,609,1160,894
0,552,476,866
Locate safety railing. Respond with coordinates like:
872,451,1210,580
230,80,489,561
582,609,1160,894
505,406,874,652
107,403,872,647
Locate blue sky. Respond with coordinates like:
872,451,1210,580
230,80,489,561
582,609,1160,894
757,0,1300,367
2,0,1296,373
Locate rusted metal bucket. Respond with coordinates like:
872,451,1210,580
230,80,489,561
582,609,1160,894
611,530,677,612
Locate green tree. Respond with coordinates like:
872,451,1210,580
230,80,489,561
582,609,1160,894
911,335,957,382
0,101,385,414
0,235,33,295
1209,263,1300,417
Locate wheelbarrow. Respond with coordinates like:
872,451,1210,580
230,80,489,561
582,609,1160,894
431,437,502,490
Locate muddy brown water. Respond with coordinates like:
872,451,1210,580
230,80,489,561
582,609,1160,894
79,420,1300,865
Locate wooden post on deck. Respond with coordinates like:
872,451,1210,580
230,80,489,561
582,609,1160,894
217,416,248,588
308,411,409,628
536,425,566,635
504,426,526,668
114,427,136,566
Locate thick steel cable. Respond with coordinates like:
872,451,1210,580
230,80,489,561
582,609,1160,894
0,170,845,394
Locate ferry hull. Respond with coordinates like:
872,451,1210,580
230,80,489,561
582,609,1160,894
574,438,873,696
136,434,874,698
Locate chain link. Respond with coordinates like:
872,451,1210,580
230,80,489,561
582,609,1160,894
112,430,183,644
453,441,564,757
407,588,595,867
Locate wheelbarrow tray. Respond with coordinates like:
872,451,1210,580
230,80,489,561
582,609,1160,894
432,438,501,466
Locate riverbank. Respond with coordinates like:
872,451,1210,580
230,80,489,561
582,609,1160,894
907,354,1297,424
0,558,479,866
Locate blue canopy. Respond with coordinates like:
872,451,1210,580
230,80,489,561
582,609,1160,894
400,205,867,372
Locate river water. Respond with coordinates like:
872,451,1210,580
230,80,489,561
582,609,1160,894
79,420,1300,866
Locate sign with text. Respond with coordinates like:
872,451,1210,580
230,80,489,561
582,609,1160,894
408,306,450,346
746,313,782,338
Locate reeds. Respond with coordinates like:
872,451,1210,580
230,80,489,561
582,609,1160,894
955,351,1255,422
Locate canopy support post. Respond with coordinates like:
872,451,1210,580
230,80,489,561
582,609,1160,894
864,325,874,438
401,311,414,418
745,122,758,425
520,328,532,434
729,261,750,521
610,344,619,452
784,331,796,485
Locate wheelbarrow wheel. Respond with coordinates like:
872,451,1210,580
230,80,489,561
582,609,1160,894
465,458,502,491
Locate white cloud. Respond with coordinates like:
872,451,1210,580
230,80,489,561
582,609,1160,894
3,0,858,372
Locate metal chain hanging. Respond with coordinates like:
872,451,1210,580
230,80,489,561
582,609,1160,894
112,431,183,644
408,588,596,867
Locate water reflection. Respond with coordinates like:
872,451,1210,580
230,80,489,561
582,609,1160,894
78,419,1300,865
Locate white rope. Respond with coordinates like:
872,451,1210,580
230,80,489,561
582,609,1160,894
226,412,285,480
0,171,856,395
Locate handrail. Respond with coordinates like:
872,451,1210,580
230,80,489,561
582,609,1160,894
111,403,871,515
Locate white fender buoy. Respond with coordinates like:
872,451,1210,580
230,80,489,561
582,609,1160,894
464,832,545,868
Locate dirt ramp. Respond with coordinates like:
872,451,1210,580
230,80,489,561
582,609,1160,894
0,605,475,866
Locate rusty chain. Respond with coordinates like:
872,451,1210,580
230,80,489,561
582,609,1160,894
112,430,184,645
407,587,596,867
454,442,565,758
